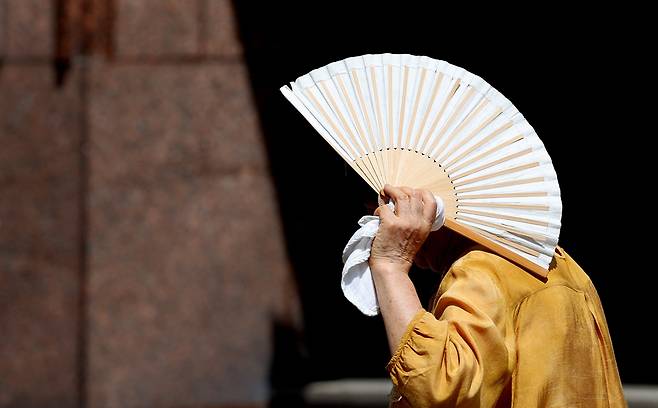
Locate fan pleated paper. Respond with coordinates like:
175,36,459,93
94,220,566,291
280,54,561,277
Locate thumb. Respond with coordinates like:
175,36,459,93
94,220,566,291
374,203,395,220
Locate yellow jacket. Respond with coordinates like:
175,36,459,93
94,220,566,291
387,247,626,407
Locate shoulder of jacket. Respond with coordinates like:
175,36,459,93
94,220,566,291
451,249,504,273
442,250,506,290
447,249,546,303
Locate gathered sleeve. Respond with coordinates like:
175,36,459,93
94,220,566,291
387,259,513,407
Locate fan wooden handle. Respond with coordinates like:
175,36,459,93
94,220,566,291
444,219,549,279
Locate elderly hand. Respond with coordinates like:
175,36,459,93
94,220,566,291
370,184,438,273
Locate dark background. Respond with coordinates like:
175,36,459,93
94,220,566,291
233,3,656,386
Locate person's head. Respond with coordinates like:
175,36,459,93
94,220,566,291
414,225,476,276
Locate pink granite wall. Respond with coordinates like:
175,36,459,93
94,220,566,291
1,1,80,406
0,65,82,408
0,1,299,407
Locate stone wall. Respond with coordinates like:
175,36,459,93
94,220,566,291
0,1,299,407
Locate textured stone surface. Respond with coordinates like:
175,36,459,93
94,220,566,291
0,66,80,407
87,58,294,407
1,1,6,57
0,70,80,185
115,0,199,57
0,2,300,406
88,61,266,187
5,0,53,57
206,0,242,57
87,171,287,408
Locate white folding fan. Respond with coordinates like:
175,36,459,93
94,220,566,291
280,54,561,277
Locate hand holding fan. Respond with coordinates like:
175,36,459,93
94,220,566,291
280,54,561,277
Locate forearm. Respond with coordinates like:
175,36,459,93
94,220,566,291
371,262,423,355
